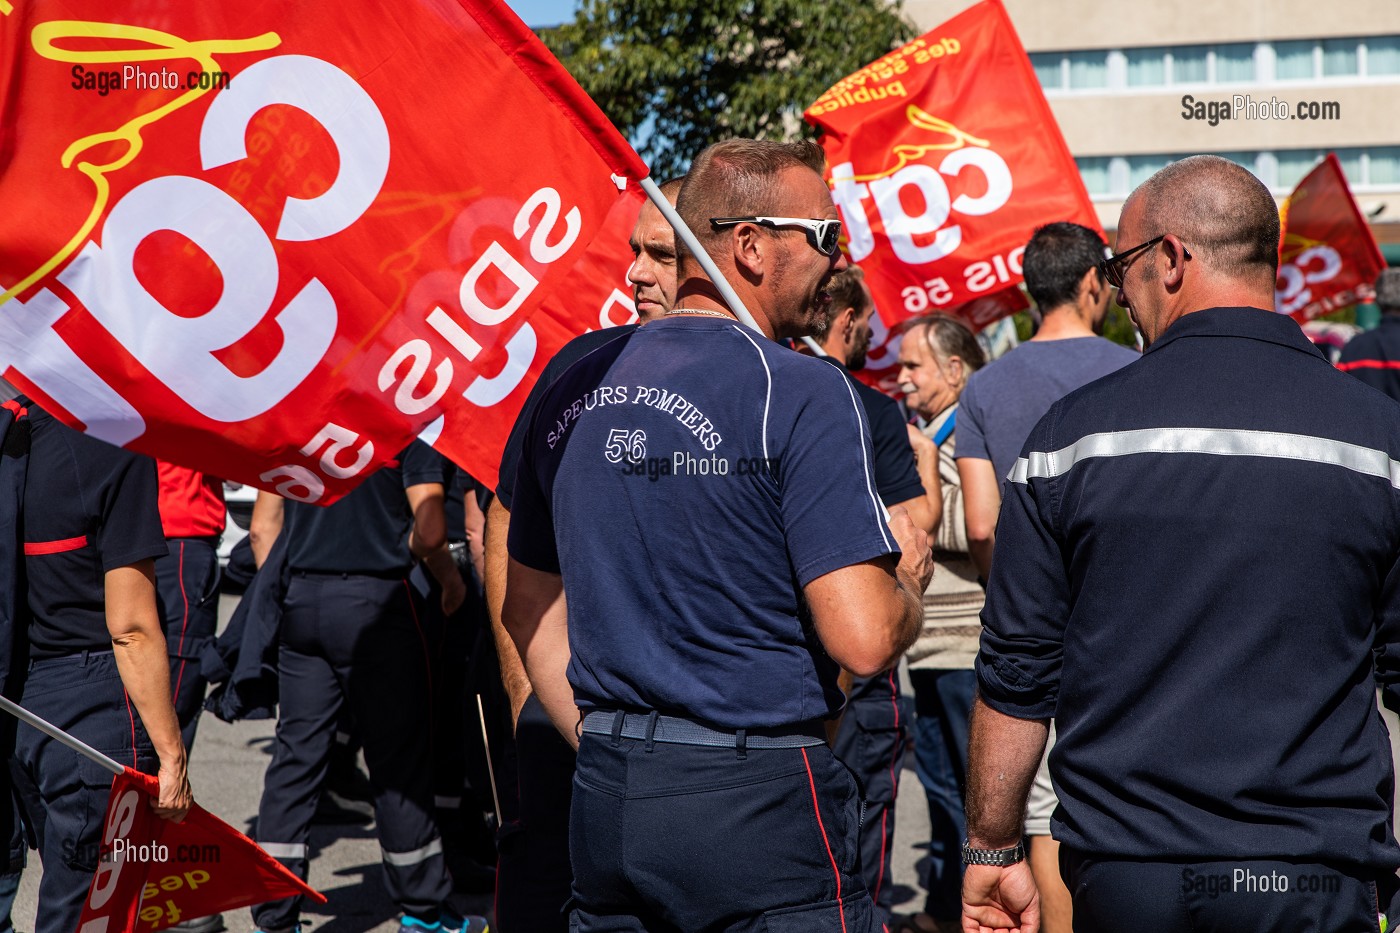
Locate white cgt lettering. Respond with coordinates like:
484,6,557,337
61,175,337,423
870,165,959,265
199,54,391,242
0,288,146,447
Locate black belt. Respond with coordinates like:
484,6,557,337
580,710,825,750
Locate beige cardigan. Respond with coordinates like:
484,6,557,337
907,404,986,671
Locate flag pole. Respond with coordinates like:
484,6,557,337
638,176,826,356
0,694,123,775
475,694,503,829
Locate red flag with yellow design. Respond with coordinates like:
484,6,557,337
1275,153,1384,322
0,0,647,500
804,0,1096,380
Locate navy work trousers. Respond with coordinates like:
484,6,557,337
1061,848,1397,932
569,723,878,932
908,668,974,922
831,669,908,926
154,536,220,750
253,572,451,929
495,694,575,932
10,651,157,933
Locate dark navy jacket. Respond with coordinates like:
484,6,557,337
978,307,1400,871
1339,315,1400,404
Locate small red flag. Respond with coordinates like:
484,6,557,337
76,767,324,932
1275,153,1385,322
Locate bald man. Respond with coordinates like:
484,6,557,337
962,155,1400,933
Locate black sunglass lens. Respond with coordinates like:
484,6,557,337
820,223,840,255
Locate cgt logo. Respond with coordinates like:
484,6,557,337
1275,243,1341,316
828,106,1012,268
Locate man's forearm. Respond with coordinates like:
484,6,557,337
112,628,184,765
970,536,995,580
966,695,1049,848
516,613,579,749
485,499,533,725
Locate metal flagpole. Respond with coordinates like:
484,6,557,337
0,693,123,775
475,694,503,829
638,175,827,356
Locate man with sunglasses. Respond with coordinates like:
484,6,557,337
962,154,1400,932
503,138,933,932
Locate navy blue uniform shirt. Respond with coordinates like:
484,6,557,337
20,399,166,657
508,318,900,729
817,356,924,508
1339,314,1400,404
497,325,639,510
978,307,1400,871
284,440,452,575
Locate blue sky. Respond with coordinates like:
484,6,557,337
505,0,579,28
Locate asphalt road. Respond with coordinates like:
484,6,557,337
10,594,1400,931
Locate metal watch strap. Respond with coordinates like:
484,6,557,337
961,840,1026,866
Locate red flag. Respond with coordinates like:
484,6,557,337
0,0,648,500
1275,153,1385,323
804,0,1095,350
77,767,323,932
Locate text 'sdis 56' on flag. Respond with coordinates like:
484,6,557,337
1276,153,1385,322
804,0,1098,379
0,0,648,501
78,767,324,932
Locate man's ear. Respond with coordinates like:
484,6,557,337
838,306,858,341
731,223,766,278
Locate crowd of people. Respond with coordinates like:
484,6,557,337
4,139,1400,933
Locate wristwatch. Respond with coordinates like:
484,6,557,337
961,840,1026,866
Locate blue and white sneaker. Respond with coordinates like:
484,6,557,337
441,913,490,933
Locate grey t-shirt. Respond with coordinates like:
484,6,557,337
957,337,1139,480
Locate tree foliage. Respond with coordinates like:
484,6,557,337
542,0,914,179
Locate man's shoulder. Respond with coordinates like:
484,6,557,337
548,324,638,375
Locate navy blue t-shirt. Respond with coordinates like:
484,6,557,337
817,357,924,508
497,325,640,510
508,317,900,729
19,399,167,658
284,440,452,575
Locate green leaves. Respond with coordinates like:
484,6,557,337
541,0,912,178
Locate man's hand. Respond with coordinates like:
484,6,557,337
962,862,1040,933
152,752,193,822
440,567,467,617
888,504,935,595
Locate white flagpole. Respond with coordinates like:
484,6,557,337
638,176,827,356
0,694,123,775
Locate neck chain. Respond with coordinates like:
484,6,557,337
665,308,733,319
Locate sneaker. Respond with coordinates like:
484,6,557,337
442,915,490,933
167,917,226,933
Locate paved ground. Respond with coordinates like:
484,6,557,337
10,593,1400,931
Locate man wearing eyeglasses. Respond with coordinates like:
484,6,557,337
503,138,933,932
962,154,1400,933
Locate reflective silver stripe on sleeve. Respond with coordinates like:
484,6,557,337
382,837,444,867
1007,427,1400,489
260,842,308,859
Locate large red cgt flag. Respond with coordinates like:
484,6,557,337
1275,153,1385,323
804,0,1094,382
0,0,648,500
78,768,324,932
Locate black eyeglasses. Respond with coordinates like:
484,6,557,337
710,216,843,256
1098,235,1191,288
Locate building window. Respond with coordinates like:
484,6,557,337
1371,147,1400,186
1031,52,1063,90
1127,155,1171,190
1276,149,1324,188
1076,157,1113,195
1172,46,1209,83
1369,36,1400,75
1125,47,1167,86
1213,43,1257,82
1066,50,1109,89
1321,38,1360,76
